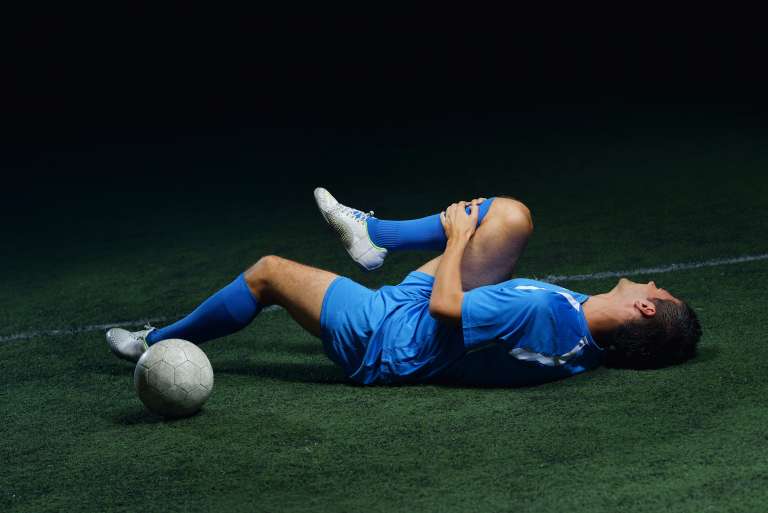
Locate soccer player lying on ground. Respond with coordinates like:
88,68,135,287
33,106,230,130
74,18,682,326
106,189,702,386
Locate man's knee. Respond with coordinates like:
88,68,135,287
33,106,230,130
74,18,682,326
244,255,283,293
491,197,534,236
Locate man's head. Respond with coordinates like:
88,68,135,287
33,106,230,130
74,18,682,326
601,278,702,369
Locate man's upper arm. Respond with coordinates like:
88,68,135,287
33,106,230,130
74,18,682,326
428,290,463,323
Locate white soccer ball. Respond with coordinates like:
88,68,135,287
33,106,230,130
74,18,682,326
133,339,214,418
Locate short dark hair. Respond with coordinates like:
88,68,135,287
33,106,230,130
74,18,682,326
604,298,702,369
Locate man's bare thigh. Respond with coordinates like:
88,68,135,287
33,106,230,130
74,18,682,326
245,256,338,337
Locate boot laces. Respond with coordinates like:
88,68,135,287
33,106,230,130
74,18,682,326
335,205,374,224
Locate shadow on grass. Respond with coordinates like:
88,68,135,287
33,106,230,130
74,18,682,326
428,348,721,390
689,345,720,365
114,407,204,425
263,341,325,356
215,360,348,384
89,363,134,377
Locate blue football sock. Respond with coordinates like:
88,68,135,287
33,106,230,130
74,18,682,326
146,273,262,345
366,197,495,251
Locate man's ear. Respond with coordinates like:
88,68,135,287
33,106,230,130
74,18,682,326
634,299,656,318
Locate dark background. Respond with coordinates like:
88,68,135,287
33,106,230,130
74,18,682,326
3,13,767,208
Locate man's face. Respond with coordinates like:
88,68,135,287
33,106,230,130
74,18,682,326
613,277,680,304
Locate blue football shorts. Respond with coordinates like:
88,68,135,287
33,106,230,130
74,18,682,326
319,271,461,383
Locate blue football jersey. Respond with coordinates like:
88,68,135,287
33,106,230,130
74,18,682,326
436,278,604,386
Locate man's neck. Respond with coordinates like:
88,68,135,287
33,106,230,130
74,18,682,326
582,293,625,349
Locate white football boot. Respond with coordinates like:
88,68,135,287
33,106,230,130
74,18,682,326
314,187,387,271
105,325,156,363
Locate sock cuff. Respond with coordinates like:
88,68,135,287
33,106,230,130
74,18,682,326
366,217,401,249
146,328,161,345
237,273,258,303
224,273,262,324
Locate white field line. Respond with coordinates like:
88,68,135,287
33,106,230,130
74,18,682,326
2,254,767,344
0,305,282,343
542,253,768,283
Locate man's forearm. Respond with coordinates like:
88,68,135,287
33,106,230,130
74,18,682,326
429,238,468,322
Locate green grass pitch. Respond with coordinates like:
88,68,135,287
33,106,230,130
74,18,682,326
2,119,768,512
